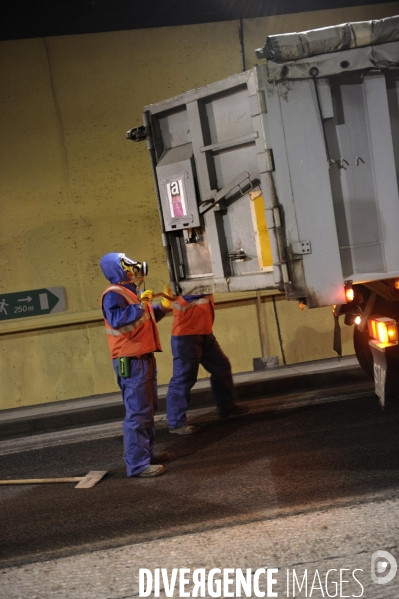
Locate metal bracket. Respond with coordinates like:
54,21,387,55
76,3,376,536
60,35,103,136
337,158,350,170
228,248,247,262
292,241,312,255
126,126,150,142
238,178,253,196
199,172,251,215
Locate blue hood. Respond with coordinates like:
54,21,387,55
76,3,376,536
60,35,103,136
100,252,129,284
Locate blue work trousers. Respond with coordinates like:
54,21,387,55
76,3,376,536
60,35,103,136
166,334,235,428
113,355,158,477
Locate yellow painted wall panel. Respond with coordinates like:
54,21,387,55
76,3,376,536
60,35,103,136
203,304,262,377
151,305,261,385
261,298,354,366
0,21,242,409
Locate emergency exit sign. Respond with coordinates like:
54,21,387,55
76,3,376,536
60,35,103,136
0,287,66,321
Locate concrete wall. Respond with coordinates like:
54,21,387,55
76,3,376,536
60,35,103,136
1,3,398,410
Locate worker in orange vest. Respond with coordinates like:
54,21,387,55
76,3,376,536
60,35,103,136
166,294,248,434
100,252,172,477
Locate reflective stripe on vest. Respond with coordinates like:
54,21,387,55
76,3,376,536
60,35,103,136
105,312,151,336
172,297,211,313
101,284,162,358
171,295,214,336
104,286,151,336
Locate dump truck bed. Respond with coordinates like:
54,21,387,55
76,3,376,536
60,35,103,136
139,15,399,308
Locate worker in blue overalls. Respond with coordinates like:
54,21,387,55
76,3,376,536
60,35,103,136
100,252,172,477
166,294,248,434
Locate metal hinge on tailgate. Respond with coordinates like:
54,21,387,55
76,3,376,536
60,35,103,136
258,149,275,173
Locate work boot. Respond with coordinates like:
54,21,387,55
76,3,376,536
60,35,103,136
151,451,170,464
219,403,249,419
134,464,165,478
169,424,198,435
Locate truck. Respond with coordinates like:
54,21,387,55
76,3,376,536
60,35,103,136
127,15,399,405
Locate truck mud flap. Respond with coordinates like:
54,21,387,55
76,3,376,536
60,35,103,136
369,343,387,408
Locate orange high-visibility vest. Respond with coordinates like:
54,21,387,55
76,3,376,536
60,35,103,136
101,285,162,358
171,295,214,336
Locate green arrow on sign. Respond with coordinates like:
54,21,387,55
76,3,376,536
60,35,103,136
0,287,66,321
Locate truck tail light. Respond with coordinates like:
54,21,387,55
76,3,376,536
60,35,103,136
344,280,354,302
368,317,398,346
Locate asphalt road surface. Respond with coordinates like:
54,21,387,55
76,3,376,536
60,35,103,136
1,378,399,597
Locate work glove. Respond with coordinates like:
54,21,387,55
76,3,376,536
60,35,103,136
140,289,153,303
161,286,174,311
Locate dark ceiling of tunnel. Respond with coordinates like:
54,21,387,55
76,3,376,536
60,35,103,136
1,0,392,41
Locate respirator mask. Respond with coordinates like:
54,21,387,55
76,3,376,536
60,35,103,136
119,254,148,284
